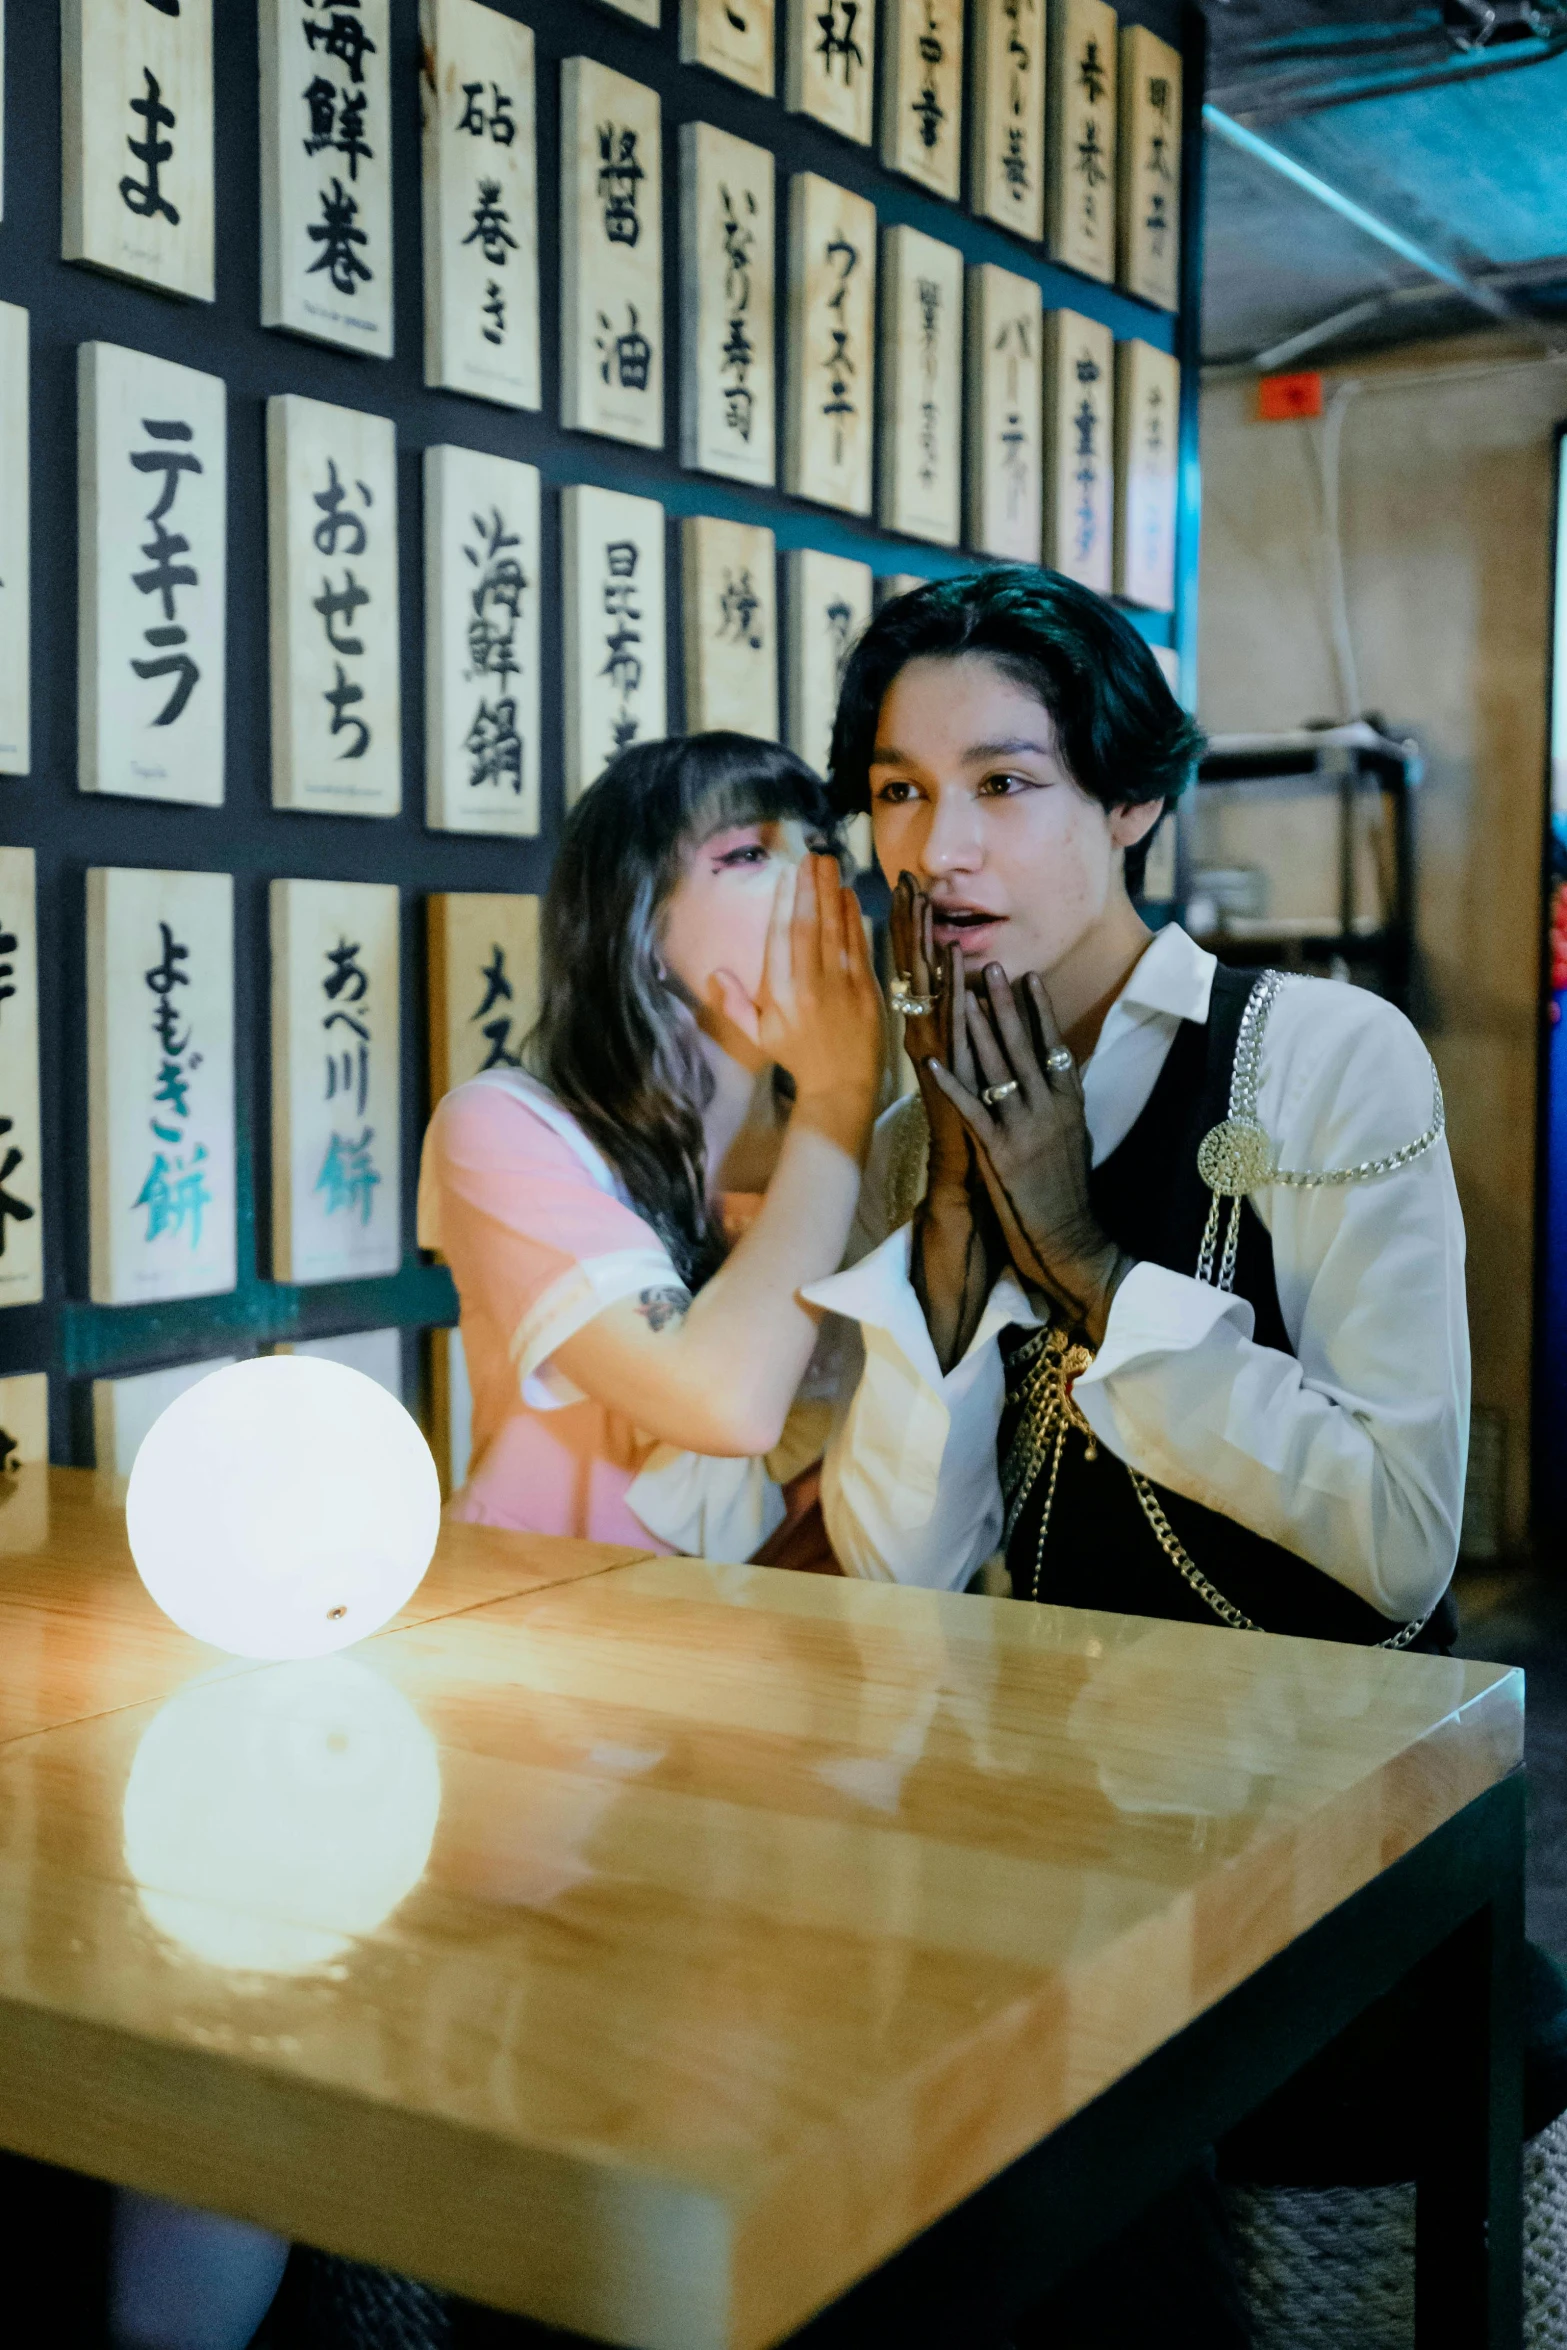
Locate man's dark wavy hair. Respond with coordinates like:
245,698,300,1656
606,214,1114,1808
827,567,1206,894
529,732,838,1291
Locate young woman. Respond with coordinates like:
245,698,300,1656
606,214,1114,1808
108,735,883,2350
418,730,883,1565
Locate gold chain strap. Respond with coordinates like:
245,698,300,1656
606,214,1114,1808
1001,1327,1097,1603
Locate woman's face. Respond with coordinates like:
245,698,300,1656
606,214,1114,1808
869,653,1160,982
661,816,808,1015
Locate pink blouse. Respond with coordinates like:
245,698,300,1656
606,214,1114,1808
417,1072,698,1547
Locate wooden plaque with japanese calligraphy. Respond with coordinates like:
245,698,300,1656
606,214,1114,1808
785,0,873,144
424,445,541,836
679,123,776,490
560,59,663,450
878,225,962,547
1115,337,1179,611
427,892,541,1101
681,0,775,96
267,393,401,818
420,0,540,412
973,0,1046,241
93,1358,237,1480
260,0,393,359
683,516,779,739
270,878,401,1286
881,0,964,201
1048,0,1117,283
79,342,226,808
785,174,876,518
966,264,1042,563
0,847,43,1311
0,1377,48,1469
1043,306,1113,593
0,302,28,777
877,572,928,604
1118,25,1181,311
784,548,871,779
62,0,214,303
561,483,667,804
86,865,235,1308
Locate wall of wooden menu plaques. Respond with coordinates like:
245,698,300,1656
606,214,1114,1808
0,0,1199,1466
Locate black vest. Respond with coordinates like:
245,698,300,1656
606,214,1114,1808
999,966,1457,1653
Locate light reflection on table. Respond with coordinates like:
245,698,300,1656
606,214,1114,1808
122,1659,441,1975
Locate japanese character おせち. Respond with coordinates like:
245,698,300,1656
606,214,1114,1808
311,458,375,759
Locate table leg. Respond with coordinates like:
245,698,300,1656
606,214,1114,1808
1412,1854,1525,2345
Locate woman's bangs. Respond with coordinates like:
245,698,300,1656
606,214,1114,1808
677,737,838,854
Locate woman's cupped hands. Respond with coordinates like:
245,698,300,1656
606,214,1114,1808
713,852,884,1132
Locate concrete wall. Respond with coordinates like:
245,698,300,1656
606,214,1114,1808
1198,334,1566,1549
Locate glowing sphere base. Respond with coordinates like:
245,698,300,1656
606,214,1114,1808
125,1356,443,1660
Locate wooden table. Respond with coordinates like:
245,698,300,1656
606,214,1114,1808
0,1468,1526,2349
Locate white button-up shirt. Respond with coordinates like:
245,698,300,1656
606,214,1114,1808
805,924,1469,1627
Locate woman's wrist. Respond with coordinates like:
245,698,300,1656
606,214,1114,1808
792,1079,878,1158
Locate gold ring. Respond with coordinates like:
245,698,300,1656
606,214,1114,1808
1045,1048,1075,1075
981,1080,1020,1106
890,971,941,1007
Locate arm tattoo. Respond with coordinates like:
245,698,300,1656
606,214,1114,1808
636,1285,692,1334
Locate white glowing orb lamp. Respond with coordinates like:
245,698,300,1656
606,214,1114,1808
122,1660,442,1974
125,1356,442,1660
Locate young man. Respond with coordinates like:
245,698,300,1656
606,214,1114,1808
808,568,1466,1649
799,565,1474,2349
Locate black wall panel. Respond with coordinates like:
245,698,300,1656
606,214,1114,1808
0,0,1201,1462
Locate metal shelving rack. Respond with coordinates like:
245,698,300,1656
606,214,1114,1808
1184,721,1421,1011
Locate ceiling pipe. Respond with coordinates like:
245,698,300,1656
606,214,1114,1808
1203,104,1527,350
1254,296,1400,373
1252,255,1567,372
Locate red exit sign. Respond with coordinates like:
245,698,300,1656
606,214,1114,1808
1257,371,1324,421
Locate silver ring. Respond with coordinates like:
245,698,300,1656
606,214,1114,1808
981,1080,1020,1106
1045,1047,1075,1075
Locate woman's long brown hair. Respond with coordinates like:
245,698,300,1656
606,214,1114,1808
528,733,839,1289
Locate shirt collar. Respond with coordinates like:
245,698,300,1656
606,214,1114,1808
1086,923,1215,1069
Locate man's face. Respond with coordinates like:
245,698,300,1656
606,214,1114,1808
869,654,1158,982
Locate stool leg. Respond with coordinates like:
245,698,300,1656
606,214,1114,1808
1413,1874,1525,2347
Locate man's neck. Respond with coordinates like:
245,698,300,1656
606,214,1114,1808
1047,899,1155,1064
